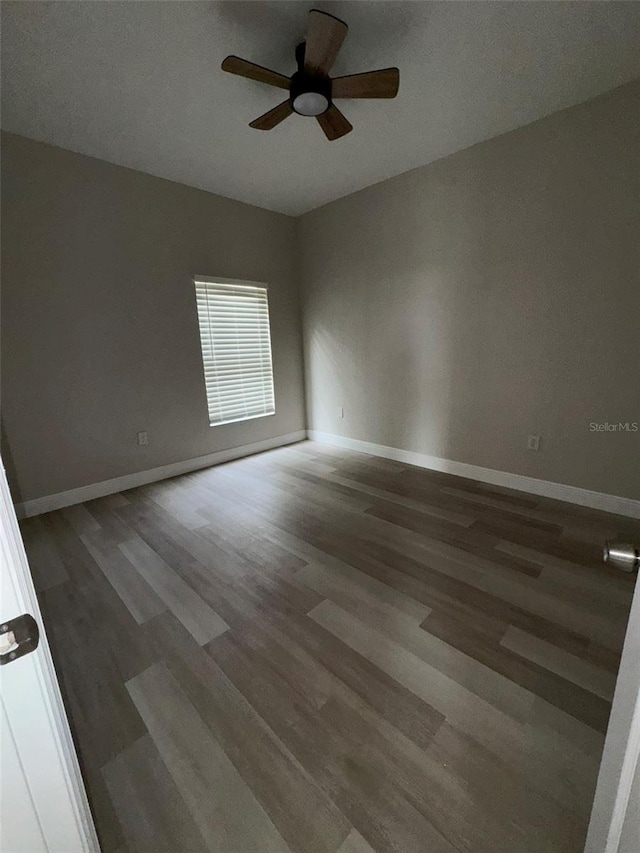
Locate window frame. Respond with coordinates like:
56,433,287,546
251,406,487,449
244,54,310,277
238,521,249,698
193,275,276,428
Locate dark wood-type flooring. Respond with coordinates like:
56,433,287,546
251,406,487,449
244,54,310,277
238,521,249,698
20,441,639,853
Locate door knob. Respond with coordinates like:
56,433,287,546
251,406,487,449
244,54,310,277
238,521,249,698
604,542,640,573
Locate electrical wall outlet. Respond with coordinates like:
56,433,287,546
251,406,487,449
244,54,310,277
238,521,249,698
338,406,344,419
137,431,148,446
527,435,540,451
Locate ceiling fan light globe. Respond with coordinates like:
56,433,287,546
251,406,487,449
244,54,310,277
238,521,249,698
292,91,329,116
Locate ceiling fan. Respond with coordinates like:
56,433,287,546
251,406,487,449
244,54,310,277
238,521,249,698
221,8,399,141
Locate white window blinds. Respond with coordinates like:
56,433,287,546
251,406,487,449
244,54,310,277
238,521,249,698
194,280,275,426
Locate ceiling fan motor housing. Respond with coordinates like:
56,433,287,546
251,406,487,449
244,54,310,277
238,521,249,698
290,42,331,116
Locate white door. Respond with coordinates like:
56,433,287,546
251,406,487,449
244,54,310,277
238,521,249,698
585,560,640,853
0,457,99,853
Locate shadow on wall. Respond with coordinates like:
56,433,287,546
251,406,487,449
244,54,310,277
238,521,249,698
303,157,491,465
305,266,458,460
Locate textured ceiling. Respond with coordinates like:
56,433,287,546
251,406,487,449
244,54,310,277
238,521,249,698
2,1,640,216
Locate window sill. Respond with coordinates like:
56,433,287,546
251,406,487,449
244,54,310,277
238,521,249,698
209,411,275,428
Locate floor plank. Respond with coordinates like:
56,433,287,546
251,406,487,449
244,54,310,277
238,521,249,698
501,626,617,701
293,561,431,625
126,662,293,853
119,536,229,644
102,735,209,853
81,529,166,624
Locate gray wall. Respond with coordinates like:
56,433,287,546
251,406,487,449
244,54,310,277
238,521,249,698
1,133,305,503
298,81,640,500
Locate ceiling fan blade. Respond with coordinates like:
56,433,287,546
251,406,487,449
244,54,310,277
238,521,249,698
249,100,294,131
332,67,399,99
316,104,353,141
304,9,348,77
221,56,290,91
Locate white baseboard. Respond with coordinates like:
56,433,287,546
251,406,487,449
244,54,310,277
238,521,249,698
14,431,306,519
308,431,640,519
15,428,639,520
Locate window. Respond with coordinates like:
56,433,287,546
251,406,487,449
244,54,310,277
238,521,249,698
194,278,275,426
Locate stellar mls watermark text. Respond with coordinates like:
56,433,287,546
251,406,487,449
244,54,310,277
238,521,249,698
589,422,638,432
